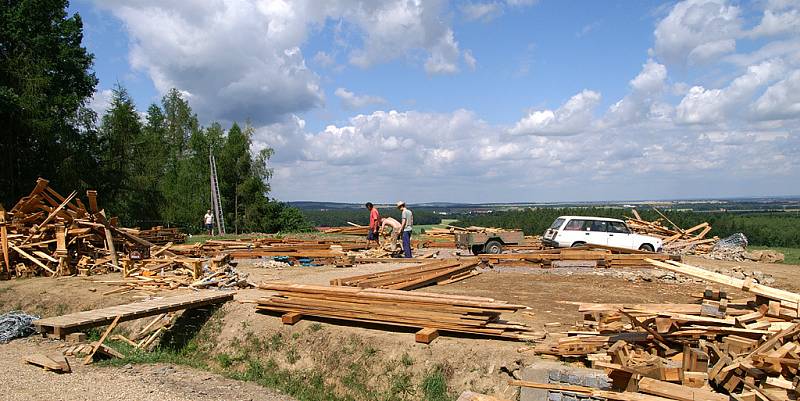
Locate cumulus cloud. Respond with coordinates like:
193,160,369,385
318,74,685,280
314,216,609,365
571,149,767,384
675,60,785,124
461,2,504,22
464,50,477,70
509,90,601,136
87,88,114,116
604,59,669,125
334,87,386,110
750,8,800,37
654,0,742,65
752,70,800,120
95,0,475,124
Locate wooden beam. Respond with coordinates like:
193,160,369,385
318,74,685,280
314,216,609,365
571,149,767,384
9,244,55,275
83,315,121,364
415,327,439,344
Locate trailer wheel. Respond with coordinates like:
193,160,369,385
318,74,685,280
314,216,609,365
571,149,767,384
485,240,503,254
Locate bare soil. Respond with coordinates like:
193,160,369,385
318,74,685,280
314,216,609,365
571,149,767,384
0,250,797,400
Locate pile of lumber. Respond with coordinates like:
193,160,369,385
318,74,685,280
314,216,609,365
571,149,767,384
317,224,370,235
120,226,186,245
169,237,370,262
480,245,675,268
330,259,480,290
255,282,538,342
626,209,719,255
0,178,141,278
522,259,800,401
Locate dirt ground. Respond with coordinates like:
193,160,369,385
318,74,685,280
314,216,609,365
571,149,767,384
0,250,797,400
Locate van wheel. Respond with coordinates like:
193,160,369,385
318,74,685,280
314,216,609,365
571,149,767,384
571,242,586,248
471,245,484,255
485,240,503,254
639,244,655,252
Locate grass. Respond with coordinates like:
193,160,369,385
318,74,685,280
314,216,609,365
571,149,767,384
414,218,458,235
748,246,800,265
94,306,457,401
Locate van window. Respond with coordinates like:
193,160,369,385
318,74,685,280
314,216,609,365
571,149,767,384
588,220,608,232
563,219,586,231
608,222,630,234
549,218,565,229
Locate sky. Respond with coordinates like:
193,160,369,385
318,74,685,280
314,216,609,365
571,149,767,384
71,0,800,203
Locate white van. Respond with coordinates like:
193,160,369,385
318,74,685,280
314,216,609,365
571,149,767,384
542,216,662,252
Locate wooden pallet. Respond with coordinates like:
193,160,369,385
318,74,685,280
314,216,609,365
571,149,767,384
34,291,234,338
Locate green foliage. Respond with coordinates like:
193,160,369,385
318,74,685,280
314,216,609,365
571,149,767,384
0,0,99,207
454,208,800,247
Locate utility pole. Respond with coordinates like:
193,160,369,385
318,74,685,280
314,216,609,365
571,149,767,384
209,152,226,235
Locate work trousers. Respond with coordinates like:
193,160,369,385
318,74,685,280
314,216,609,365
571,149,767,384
402,231,412,258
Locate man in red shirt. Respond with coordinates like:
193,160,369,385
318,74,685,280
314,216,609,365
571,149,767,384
365,202,380,247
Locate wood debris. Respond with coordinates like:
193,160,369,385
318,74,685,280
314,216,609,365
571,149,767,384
626,208,718,255
255,282,540,343
521,260,800,401
25,353,71,373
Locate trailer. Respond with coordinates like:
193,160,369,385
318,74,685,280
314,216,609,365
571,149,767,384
454,230,524,255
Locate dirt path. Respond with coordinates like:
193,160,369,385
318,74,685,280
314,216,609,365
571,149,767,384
0,338,295,401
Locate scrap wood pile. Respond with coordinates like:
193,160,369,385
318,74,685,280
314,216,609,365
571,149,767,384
522,259,800,401
330,259,481,290
98,253,252,294
626,209,720,255
0,178,140,278
119,226,186,245
256,282,540,342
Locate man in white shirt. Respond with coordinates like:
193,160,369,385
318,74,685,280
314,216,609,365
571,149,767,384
397,201,413,258
204,210,214,235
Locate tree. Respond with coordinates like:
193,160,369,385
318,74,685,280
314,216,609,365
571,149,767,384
0,0,98,206
97,84,141,222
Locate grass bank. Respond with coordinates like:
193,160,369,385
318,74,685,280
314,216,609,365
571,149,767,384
98,309,457,401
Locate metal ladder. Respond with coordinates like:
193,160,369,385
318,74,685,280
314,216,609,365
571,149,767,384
209,152,226,235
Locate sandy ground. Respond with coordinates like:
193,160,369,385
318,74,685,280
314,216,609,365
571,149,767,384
0,249,797,399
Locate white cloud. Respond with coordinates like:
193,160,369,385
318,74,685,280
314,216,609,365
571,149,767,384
752,70,800,120
675,59,785,124
334,87,386,109
87,89,114,116
461,2,503,22
95,0,474,123
654,0,742,65
510,90,601,136
750,8,800,37
464,49,477,70
605,59,669,125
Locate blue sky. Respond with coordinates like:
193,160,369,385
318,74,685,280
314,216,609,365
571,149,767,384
72,0,800,203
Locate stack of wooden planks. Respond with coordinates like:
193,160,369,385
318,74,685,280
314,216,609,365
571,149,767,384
626,209,718,255
317,224,370,235
521,260,800,401
330,259,481,290
479,246,676,268
255,282,539,343
120,226,186,245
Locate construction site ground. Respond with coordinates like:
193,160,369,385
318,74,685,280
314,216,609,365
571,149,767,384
1,251,798,400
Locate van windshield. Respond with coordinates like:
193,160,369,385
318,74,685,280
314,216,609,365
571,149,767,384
549,218,565,229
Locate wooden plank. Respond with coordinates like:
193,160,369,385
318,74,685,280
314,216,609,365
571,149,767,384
83,315,121,364
638,377,728,401
415,327,439,344
9,244,55,274
281,312,303,325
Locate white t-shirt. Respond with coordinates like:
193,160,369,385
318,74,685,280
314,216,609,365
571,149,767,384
204,213,213,224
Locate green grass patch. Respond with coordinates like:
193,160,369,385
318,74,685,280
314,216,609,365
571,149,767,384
414,218,458,235
420,364,455,401
748,246,800,265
